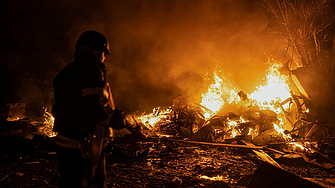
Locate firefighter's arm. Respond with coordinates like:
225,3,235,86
81,81,115,121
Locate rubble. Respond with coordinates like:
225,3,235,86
99,62,335,187
0,128,334,187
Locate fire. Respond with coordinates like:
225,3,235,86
227,119,239,138
6,117,21,121
273,123,291,140
248,128,258,139
248,63,291,113
136,107,172,129
248,62,292,139
197,62,291,118
200,70,225,119
136,59,296,142
199,175,228,181
226,117,246,138
200,61,292,139
41,107,57,137
200,70,241,120
288,142,309,152
7,103,26,121
227,88,241,104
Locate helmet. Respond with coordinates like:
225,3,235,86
75,30,110,55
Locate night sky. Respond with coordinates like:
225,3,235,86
1,0,287,115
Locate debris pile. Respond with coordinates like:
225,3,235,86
123,61,335,186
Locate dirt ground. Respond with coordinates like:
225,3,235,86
0,136,334,188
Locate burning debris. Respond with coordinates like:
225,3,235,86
6,103,26,121
1,104,56,139
125,59,335,178
132,60,323,144
40,107,56,138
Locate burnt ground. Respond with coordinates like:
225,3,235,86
0,135,335,188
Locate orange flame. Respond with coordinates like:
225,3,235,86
288,142,309,152
200,70,240,120
42,108,57,137
248,63,291,113
199,61,292,139
226,117,243,138
273,123,291,140
136,107,172,129
199,175,228,181
248,128,258,139
248,62,292,139
200,70,225,119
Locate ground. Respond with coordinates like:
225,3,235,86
0,136,334,188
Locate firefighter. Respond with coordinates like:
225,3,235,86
52,30,124,187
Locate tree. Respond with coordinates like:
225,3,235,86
259,0,335,73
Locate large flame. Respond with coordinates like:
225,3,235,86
200,70,241,120
248,63,291,113
200,61,293,139
200,70,225,119
248,63,292,139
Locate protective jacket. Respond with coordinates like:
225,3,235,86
52,49,115,141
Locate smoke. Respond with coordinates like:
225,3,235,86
2,0,287,114
102,0,286,113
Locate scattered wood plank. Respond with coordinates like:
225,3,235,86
253,149,283,169
170,139,263,149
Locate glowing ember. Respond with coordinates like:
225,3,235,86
288,142,309,152
42,107,56,137
136,107,172,129
199,175,228,181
